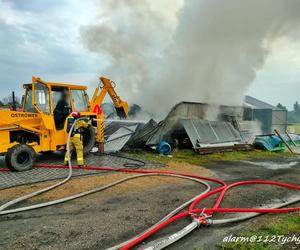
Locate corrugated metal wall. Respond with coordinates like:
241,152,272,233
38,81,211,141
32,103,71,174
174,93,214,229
272,110,287,133
243,108,287,134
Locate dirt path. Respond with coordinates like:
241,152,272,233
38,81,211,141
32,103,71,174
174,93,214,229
0,158,299,250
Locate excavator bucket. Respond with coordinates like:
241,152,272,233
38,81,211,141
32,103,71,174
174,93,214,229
116,107,127,119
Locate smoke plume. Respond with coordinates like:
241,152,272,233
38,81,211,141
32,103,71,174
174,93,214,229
81,0,300,114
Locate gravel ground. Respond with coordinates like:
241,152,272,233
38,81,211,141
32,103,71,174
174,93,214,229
0,156,299,250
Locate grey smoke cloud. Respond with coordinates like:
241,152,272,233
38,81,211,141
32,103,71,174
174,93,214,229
81,0,300,114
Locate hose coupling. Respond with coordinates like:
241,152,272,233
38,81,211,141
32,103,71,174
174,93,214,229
191,208,212,227
199,214,212,226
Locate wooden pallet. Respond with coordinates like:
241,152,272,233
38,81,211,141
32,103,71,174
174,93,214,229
194,144,253,155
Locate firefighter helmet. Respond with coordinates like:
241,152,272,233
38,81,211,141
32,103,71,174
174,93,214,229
71,112,81,119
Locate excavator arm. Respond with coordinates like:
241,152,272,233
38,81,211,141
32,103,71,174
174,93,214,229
90,77,129,119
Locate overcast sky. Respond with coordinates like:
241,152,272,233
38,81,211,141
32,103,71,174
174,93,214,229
1,0,300,110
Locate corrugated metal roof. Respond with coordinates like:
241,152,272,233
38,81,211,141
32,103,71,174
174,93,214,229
104,121,143,137
145,102,243,146
181,119,241,148
127,119,158,146
104,125,138,153
244,96,280,110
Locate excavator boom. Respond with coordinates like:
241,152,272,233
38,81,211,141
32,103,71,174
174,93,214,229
90,77,129,119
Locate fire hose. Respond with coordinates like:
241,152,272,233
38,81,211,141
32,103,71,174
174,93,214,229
0,120,299,249
139,194,300,250
0,117,78,212
1,163,299,249
119,180,300,250
0,173,211,215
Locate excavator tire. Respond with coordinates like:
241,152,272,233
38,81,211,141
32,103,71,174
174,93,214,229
5,144,36,172
82,125,96,155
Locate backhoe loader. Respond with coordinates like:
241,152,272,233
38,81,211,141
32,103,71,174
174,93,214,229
0,76,128,171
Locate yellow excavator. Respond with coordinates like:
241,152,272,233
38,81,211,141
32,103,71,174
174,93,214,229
0,76,128,171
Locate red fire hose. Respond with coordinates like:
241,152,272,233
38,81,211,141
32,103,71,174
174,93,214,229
1,164,299,250
121,180,300,250
34,164,227,186
33,164,300,250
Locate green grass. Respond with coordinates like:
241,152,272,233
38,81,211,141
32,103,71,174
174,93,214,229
218,213,300,250
288,124,300,134
131,149,293,166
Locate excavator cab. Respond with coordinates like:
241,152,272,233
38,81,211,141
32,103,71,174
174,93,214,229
23,76,128,121
22,78,91,128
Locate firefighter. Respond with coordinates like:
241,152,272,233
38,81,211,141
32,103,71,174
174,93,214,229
64,112,89,167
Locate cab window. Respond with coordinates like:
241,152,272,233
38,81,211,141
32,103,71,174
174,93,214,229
52,88,70,111
24,89,36,113
72,90,88,112
34,82,50,113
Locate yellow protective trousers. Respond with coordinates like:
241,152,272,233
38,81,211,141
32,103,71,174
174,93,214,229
64,134,84,166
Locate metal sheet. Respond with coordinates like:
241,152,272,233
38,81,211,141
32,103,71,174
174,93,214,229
128,119,158,146
104,121,144,137
181,119,241,148
104,125,138,153
244,95,279,110
145,102,243,146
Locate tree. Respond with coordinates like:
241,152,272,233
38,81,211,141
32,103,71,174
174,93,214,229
1,94,22,108
276,103,287,110
294,101,300,114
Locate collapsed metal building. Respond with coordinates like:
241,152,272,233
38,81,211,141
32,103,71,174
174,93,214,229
136,102,244,147
104,102,249,153
103,96,287,153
